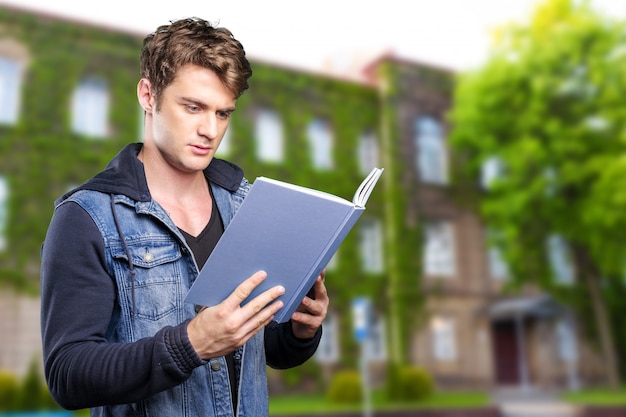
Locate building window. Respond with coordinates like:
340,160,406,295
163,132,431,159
415,116,448,185
307,118,333,169
365,313,387,362
547,234,575,284
315,313,339,363
0,57,22,125
556,318,578,361
431,315,457,361
0,176,8,251
255,108,283,162
359,218,384,273
358,130,379,175
71,77,109,138
423,221,455,277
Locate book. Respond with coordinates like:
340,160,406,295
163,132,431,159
185,167,384,323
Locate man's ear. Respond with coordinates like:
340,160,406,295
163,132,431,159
137,78,156,113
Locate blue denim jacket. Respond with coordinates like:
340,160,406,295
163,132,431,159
64,179,270,417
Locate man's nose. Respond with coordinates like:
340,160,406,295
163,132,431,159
198,114,218,139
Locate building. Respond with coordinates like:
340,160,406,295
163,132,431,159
0,3,607,394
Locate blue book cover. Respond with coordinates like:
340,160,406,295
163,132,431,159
185,167,383,323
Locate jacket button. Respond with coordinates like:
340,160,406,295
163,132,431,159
143,252,154,263
210,360,221,371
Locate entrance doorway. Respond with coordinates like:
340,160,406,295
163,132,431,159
491,320,520,385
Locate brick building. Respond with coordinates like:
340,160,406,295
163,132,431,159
0,3,607,393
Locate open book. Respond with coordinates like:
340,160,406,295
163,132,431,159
185,167,384,323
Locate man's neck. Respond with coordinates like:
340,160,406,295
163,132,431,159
138,146,213,236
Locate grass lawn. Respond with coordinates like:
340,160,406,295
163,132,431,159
561,387,626,406
66,387,626,415
71,391,490,416
269,390,491,415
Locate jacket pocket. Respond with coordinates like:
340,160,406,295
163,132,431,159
111,239,183,322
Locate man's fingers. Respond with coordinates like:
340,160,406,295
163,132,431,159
226,270,267,307
238,285,285,337
224,271,285,316
244,286,285,316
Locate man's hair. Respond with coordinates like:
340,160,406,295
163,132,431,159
140,17,253,106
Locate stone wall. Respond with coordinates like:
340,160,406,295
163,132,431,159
0,291,42,377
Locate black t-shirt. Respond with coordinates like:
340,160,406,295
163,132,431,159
179,187,238,412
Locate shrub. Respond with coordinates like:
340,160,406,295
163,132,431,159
16,358,43,411
327,370,362,404
2,357,61,412
396,366,434,402
0,370,20,411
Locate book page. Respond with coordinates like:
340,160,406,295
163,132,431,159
353,167,384,207
256,177,352,206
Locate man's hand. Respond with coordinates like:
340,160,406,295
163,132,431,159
187,270,285,360
291,270,329,339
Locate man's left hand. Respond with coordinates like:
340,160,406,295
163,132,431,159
290,270,329,339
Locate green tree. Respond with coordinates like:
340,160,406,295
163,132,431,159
448,0,625,389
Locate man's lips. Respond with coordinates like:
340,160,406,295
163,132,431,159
190,144,211,155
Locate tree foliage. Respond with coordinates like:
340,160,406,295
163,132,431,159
448,0,626,387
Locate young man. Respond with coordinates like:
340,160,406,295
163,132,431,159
40,17,328,417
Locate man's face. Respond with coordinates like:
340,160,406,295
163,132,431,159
144,64,236,174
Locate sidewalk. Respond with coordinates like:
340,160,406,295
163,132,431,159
491,387,579,417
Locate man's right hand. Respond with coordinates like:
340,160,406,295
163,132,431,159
186,270,284,360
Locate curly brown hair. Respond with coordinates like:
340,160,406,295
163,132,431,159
140,17,253,107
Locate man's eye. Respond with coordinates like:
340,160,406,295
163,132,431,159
187,105,200,112
217,111,231,120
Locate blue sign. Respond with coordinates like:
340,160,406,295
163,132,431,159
352,297,371,342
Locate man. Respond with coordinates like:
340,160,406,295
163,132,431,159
40,17,328,417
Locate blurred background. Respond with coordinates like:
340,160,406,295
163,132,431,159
0,0,625,415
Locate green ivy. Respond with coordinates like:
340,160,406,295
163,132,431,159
0,8,143,294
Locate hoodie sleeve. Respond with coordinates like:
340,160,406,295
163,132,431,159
264,321,322,369
40,201,204,410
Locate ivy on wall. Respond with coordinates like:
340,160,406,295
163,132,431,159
0,8,143,294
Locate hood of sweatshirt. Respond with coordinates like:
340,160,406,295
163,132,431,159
56,142,245,205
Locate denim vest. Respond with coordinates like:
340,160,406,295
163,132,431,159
63,179,270,417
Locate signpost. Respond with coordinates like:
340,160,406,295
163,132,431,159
352,297,372,417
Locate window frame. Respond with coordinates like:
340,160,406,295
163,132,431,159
0,56,23,125
358,129,379,175
423,220,456,277
415,115,448,185
255,108,284,162
71,76,110,138
359,217,384,274
430,314,457,361
314,312,340,363
365,312,387,362
306,118,333,169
